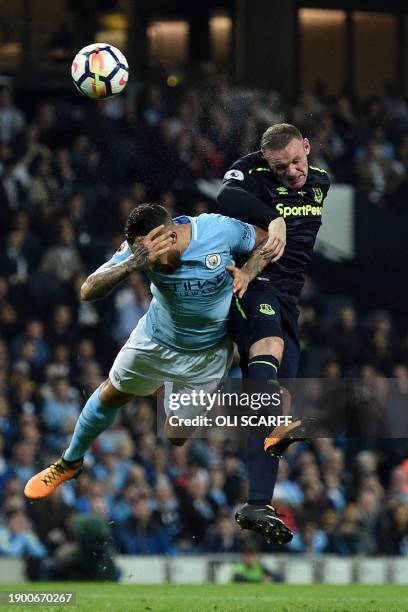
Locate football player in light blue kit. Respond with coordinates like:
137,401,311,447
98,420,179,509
25,202,275,501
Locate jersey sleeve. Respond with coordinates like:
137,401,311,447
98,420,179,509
322,172,331,198
217,159,280,229
309,165,331,199
220,216,256,254
110,241,133,264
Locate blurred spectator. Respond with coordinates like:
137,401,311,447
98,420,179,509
112,273,151,345
0,148,28,213
114,498,176,555
356,490,380,555
232,541,282,583
0,396,17,446
179,474,217,544
378,504,408,555
48,305,76,346
42,377,81,453
208,467,228,508
0,230,29,285
356,140,405,205
0,435,15,497
152,480,183,543
204,510,242,553
0,88,25,144
223,453,247,505
0,509,47,559
29,156,60,208
287,521,329,555
27,486,73,552
40,218,83,284
91,444,132,495
12,320,49,367
329,306,362,375
273,459,304,506
10,442,36,484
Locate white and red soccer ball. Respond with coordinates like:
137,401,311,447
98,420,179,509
71,43,129,99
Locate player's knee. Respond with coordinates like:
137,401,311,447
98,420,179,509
167,436,187,447
249,336,284,362
99,379,132,409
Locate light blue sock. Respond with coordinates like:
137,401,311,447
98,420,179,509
63,384,119,462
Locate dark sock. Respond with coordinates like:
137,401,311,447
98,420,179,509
247,435,279,505
246,354,280,506
248,354,280,380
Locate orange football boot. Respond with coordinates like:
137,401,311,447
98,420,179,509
24,457,83,501
264,417,318,457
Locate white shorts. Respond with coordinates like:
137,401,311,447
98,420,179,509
109,315,233,416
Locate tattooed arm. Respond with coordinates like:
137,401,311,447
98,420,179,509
244,239,272,277
226,226,273,299
80,226,172,301
80,244,150,301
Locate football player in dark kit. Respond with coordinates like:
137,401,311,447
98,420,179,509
217,123,330,544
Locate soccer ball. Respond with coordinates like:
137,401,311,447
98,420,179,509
71,43,129,99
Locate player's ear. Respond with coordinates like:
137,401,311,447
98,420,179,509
303,138,311,156
169,230,177,244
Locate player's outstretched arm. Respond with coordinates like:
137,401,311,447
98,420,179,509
81,226,172,301
80,249,145,302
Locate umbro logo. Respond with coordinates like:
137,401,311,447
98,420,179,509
259,304,275,315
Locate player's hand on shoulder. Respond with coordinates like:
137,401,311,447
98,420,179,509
127,225,173,271
262,217,286,262
226,264,250,298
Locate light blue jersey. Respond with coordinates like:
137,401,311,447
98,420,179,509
111,214,255,352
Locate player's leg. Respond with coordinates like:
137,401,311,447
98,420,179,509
236,332,295,544
63,379,134,462
263,325,316,457
24,379,134,501
24,316,163,501
244,333,284,503
229,283,292,543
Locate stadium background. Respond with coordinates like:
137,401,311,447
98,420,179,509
0,0,407,588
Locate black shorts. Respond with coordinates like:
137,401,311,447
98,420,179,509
229,279,301,378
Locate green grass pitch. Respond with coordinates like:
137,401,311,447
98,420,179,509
0,583,407,611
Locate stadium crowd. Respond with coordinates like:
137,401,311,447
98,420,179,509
0,79,407,578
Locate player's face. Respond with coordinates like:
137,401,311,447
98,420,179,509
263,138,310,189
134,227,182,274
151,249,182,274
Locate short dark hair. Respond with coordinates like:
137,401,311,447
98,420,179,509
261,123,303,152
124,203,173,243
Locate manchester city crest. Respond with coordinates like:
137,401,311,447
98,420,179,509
205,253,221,269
